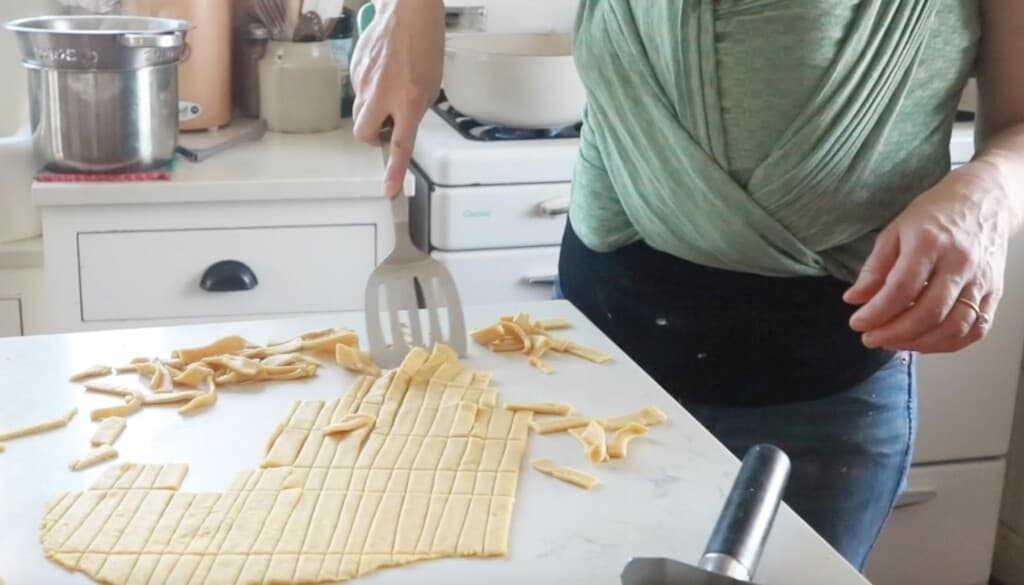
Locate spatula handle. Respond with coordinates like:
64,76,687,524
699,444,791,581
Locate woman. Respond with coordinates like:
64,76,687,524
351,0,1024,569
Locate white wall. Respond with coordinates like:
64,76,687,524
0,0,63,137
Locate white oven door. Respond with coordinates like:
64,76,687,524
430,246,560,306
428,184,570,251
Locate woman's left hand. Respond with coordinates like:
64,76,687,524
843,163,1013,353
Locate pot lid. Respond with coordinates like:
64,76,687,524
5,15,190,36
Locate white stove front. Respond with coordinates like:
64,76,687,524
412,110,580,187
443,0,577,34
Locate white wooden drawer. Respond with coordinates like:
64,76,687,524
78,225,377,322
0,298,21,337
866,459,1005,585
430,246,559,306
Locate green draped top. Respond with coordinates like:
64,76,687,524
569,0,980,281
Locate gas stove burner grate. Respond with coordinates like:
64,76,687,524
432,100,581,141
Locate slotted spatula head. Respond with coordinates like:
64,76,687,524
364,146,467,369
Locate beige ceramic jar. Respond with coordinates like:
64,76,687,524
259,41,342,133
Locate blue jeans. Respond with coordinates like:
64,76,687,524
553,277,916,569
686,354,916,569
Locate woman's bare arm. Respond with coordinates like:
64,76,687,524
351,0,445,197
845,0,1024,352
975,0,1024,230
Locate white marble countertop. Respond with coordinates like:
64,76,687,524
0,300,867,585
32,120,414,208
0,235,42,270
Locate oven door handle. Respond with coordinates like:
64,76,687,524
524,274,558,286
537,196,570,217
893,488,938,509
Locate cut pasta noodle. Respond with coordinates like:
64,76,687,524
178,377,218,416
172,335,248,364
0,408,77,442
470,312,612,372
141,391,202,406
532,458,600,490
530,416,592,435
90,393,142,421
68,446,117,471
602,406,668,431
68,365,111,382
504,402,573,416
607,423,649,459
570,421,609,464
90,417,126,447
324,413,376,436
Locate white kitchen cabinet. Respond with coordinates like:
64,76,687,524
867,460,1005,585
0,237,43,336
78,224,376,322
39,199,396,333
0,298,20,337
32,123,413,334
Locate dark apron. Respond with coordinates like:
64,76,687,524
558,221,894,406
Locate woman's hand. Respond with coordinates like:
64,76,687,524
351,0,445,197
844,163,1013,353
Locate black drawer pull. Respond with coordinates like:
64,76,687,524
200,260,258,292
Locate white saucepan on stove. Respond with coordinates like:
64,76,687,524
444,33,586,129
356,4,587,130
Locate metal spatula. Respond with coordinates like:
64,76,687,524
622,445,791,585
364,144,467,369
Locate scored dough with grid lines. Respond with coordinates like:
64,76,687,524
39,346,531,584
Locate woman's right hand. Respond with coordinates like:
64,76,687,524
351,0,445,197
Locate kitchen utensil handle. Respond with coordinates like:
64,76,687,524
176,120,268,162
699,444,791,581
378,137,417,257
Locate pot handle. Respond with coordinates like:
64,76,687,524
697,444,791,581
118,32,185,49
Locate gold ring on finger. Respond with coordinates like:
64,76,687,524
956,297,983,316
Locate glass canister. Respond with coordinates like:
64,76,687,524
259,41,342,133
233,24,269,118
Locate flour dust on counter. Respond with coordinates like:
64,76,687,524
39,344,535,585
